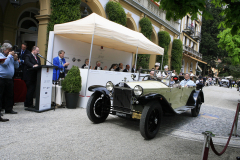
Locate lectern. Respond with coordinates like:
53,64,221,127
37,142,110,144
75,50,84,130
25,65,58,112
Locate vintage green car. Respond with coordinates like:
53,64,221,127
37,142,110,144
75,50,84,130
86,71,204,139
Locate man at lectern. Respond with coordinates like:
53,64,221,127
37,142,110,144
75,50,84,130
52,50,69,81
23,46,41,108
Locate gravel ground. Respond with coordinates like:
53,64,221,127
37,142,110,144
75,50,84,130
0,85,240,160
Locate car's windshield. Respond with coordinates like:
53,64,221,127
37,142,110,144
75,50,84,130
138,69,175,86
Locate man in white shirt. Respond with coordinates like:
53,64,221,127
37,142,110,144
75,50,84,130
180,73,196,87
162,65,170,78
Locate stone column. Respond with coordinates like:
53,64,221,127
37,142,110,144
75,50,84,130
36,0,51,65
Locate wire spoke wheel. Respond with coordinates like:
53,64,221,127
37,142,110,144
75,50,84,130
87,92,110,123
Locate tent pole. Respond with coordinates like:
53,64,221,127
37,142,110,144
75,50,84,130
161,54,163,70
85,33,95,97
134,47,138,73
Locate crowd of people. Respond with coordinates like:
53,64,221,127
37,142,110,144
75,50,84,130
0,42,50,122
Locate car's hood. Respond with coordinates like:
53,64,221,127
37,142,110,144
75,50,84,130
126,80,168,89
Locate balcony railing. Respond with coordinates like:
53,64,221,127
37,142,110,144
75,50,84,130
183,23,195,35
191,31,201,41
182,45,202,59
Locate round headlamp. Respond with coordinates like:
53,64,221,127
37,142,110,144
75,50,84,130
106,81,114,91
134,85,143,96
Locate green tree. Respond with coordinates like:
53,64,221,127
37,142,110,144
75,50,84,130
106,1,127,26
46,0,81,56
137,17,153,69
156,31,171,67
171,39,183,73
154,0,240,35
200,1,227,68
218,28,240,65
217,57,240,78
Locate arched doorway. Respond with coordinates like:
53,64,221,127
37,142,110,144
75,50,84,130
81,0,106,18
81,2,93,18
126,12,137,31
16,8,39,51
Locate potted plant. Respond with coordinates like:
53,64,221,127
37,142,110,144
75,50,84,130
62,65,82,109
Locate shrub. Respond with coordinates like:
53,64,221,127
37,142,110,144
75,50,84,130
157,31,171,67
137,17,153,69
171,39,183,73
106,1,127,26
62,66,82,93
139,17,153,39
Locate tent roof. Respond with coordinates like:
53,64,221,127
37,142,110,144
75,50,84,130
54,13,164,55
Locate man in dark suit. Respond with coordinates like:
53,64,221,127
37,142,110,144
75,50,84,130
131,65,135,73
123,64,130,72
23,46,41,108
115,63,123,72
16,43,31,71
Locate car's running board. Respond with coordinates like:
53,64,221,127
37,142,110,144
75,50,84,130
174,106,195,114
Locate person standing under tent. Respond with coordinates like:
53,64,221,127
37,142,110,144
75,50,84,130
52,50,69,81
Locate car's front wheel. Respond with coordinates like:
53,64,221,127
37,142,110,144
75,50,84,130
86,92,110,123
191,97,201,117
140,101,162,140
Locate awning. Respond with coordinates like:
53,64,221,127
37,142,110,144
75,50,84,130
183,53,207,64
54,13,164,55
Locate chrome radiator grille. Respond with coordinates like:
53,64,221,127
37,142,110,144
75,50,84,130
113,87,132,111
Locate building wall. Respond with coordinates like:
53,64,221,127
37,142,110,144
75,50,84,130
1,0,181,68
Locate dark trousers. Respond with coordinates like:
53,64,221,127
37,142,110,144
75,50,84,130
24,80,36,107
0,78,13,112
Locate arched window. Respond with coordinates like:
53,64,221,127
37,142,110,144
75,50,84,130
16,9,39,50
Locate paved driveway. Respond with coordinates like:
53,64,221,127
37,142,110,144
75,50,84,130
0,86,239,160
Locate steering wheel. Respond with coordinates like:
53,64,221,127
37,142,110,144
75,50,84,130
142,75,157,81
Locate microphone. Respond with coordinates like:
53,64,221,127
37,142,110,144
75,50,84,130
37,53,44,58
37,53,54,66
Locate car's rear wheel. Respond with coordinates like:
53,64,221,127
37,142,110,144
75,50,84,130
86,92,110,123
140,101,162,140
191,97,201,117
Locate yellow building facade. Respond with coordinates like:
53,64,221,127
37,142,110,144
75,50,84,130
180,14,206,75
0,0,182,68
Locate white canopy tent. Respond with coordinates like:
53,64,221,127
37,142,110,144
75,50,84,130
54,13,164,56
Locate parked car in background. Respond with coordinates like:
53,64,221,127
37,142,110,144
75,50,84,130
86,70,204,139
219,78,230,88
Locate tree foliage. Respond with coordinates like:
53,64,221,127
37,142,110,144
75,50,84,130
217,57,240,78
106,1,127,26
46,0,81,56
218,28,240,65
62,66,82,93
199,1,227,68
156,31,171,67
154,0,240,35
171,39,183,73
137,17,153,69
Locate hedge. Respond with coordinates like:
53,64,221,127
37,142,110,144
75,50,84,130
137,17,153,69
171,39,183,74
106,1,127,26
156,31,171,67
